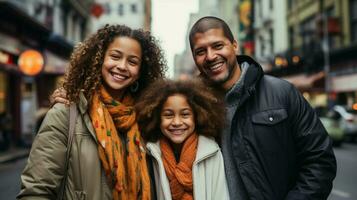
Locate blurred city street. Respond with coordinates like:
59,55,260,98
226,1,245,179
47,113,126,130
0,144,356,199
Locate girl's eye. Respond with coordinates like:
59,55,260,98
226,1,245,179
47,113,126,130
182,112,191,117
162,113,174,118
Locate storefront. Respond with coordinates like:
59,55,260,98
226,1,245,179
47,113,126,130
0,2,72,147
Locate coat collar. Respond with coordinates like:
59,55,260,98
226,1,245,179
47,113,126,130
225,55,264,107
77,92,98,143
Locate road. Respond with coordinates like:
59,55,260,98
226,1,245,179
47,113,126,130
0,158,26,200
0,143,356,199
328,143,357,200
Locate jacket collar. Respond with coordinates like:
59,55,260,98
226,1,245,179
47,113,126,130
77,91,98,143
236,55,264,90
147,135,219,163
225,55,264,107
78,92,89,115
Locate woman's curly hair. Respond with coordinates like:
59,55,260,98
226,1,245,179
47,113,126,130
135,79,226,142
63,24,167,103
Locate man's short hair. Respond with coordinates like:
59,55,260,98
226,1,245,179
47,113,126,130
189,16,234,51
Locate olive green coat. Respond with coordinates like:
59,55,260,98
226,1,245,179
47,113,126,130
18,94,112,200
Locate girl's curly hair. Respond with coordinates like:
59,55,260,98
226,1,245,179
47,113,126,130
135,79,226,142
63,24,167,103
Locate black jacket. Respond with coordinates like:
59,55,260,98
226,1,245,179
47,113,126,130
228,55,336,200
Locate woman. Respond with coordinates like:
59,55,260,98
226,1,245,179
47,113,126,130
18,24,166,200
136,79,230,200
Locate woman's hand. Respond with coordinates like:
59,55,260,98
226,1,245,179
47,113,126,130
50,87,69,106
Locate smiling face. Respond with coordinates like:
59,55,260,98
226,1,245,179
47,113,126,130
192,28,240,90
160,94,195,148
101,36,142,98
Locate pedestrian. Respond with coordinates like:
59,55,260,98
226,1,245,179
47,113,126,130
18,24,166,200
135,79,229,200
188,16,337,199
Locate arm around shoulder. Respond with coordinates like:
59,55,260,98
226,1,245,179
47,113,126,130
17,104,70,199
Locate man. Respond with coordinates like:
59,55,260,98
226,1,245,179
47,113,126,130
189,16,336,199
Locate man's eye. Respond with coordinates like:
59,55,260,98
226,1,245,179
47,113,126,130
214,44,223,49
195,50,205,56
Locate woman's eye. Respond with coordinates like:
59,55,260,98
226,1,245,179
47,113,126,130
111,55,121,59
129,60,139,66
182,112,191,117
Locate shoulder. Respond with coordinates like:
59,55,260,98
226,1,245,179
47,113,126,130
39,103,70,133
196,135,221,160
257,75,297,99
198,135,219,148
261,75,294,90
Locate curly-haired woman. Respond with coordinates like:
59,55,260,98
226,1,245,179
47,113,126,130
18,24,166,200
136,79,230,200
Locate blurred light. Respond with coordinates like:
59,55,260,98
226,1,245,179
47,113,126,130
353,103,357,111
282,58,288,67
275,57,283,66
292,56,300,64
18,50,44,76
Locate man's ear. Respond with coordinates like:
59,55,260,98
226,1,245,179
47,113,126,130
233,40,240,54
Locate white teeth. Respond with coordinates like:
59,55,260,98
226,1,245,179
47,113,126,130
170,129,185,134
209,62,223,70
112,73,127,80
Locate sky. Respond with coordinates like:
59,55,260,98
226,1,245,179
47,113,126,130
151,0,199,78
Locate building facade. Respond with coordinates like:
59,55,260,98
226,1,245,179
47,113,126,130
253,0,288,71
0,0,92,149
267,0,357,108
90,0,151,32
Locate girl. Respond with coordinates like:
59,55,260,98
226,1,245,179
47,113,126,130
18,25,166,200
136,79,230,200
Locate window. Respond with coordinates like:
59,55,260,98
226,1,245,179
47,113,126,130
131,4,137,13
289,26,295,50
118,4,124,16
288,0,293,10
104,3,111,14
350,0,357,42
300,15,316,52
270,29,274,53
269,0,273,9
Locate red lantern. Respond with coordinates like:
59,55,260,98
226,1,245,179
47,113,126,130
91,3,104,18
18,50,44,76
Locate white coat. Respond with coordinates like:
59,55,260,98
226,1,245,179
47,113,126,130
146,135,230,200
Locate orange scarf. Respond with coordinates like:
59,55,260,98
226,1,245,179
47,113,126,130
90,86,151,200
160,133,198,200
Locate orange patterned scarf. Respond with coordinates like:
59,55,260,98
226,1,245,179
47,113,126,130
160,133,198,200
90,86,151,200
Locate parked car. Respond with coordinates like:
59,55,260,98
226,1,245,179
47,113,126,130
332,105,357,142
315,107,345,146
